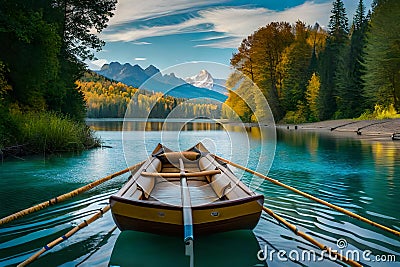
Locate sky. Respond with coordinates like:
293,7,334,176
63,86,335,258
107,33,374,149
88,0,373,79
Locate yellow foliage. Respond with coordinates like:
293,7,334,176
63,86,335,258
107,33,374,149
79,78,220,118
373,104,400,119
306,72,320,121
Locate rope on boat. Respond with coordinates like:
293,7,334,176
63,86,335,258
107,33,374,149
213,155,400,237
262,205,362,267
0,160,145,226
17,205,111,267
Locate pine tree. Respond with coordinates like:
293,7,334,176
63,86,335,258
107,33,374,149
318,0,349,120
363,0,400,110
336,0,368,118
354,0,366,30
328,0,349,41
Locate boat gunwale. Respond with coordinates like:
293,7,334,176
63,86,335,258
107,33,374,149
110,194,264,210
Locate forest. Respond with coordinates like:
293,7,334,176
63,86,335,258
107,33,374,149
0,0,117,152
223,0,400,123
78,73,221,119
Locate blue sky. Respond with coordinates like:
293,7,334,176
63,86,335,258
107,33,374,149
89,0,373,79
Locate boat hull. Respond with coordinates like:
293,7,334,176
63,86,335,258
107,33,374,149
110,195,264,235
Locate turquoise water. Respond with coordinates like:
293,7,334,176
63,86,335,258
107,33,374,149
0,120,399,266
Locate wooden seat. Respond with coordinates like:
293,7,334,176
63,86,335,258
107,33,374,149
141,169,221,178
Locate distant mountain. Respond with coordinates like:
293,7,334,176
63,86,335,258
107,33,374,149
96,62,226,101
185,70,227,95
185,69,213,89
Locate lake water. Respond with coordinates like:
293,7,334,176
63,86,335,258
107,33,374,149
0,119,399,266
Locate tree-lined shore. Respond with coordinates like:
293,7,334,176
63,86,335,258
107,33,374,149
78,72,221,119
223,0,400,123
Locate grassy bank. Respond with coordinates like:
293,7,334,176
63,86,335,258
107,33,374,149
0,111,100,157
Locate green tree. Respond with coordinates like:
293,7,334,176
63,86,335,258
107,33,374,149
0,1,61,110
0,0,116,120
336,0,368,118
231,36,255,82
49,0,117,61
280,21,313,113
328,0,349,41
363,0,400,110
318,0,349,120
49,0,117,119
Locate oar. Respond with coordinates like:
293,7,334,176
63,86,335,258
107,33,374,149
262,205,362,267
0,160,145,226
213,154,400,237
17,204,111,267
179,158,194,267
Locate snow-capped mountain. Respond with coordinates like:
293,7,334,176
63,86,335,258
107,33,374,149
185,69,228,95
185,69,214,89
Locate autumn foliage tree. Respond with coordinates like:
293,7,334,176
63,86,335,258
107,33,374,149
226,21,325,122
226,0,399,123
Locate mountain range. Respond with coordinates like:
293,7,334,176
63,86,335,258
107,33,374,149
96,62,227,101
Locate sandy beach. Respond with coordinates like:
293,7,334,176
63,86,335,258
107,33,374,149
279,118,400,141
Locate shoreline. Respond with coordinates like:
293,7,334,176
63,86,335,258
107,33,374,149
278,118,400,142
85,117,400,142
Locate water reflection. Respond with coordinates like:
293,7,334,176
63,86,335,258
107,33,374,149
109,230,263,267
86,119,225,131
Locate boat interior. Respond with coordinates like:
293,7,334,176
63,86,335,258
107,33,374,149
118,145,255,207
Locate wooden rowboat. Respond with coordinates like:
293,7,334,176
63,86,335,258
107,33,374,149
109,143,264,238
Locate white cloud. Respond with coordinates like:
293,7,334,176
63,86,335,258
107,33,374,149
108,0,227,26
132,41,152,45
134,57,147,61
102,1,333,48
103,16,213,42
